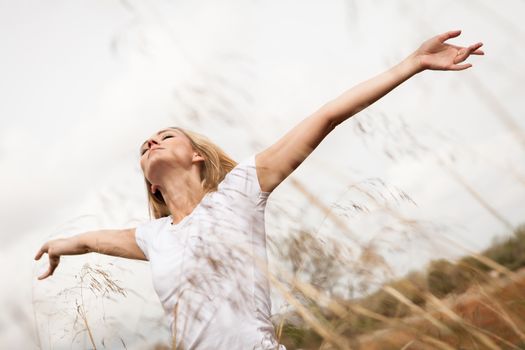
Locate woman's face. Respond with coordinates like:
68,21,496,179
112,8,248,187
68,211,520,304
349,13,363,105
139,128,198,184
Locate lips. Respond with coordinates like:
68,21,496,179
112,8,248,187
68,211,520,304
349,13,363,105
148,147,164,158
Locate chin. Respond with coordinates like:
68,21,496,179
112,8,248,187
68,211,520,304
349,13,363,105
146,158,172,181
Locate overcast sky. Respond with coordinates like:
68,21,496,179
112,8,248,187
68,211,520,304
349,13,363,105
1,0,524,348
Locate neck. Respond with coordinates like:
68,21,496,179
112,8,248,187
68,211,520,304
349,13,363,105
156,168,206,225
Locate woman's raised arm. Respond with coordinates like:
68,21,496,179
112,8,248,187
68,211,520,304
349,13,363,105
255,29,483,194
34,228,147,280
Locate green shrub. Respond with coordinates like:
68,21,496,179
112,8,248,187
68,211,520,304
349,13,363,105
427,259,456,297
484,224,525,271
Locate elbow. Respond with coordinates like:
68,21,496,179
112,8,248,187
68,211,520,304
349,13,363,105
325,113,340,133
319,102,340,130
75,236,92,254
328,117,339,131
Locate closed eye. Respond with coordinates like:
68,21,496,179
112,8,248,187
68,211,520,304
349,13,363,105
140,134,174,155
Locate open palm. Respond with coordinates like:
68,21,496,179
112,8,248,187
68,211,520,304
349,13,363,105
415,30,484,71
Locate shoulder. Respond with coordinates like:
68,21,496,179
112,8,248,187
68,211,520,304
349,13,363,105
216,153,269,205
217,154,260,189
136,216,171,237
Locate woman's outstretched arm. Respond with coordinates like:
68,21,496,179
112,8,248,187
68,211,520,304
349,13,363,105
325,29,484,126
255,29,484,193
34,228,147,280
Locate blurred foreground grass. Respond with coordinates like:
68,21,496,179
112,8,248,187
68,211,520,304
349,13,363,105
273,224,525,350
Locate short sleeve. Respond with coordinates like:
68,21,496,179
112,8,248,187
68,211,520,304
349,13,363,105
135,222,152,260
217,154,270,205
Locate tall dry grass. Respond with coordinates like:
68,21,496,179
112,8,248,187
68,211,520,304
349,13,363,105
270,224,525,350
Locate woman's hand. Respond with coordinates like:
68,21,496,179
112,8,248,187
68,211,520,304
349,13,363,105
412,29,484,73
34,238,85,280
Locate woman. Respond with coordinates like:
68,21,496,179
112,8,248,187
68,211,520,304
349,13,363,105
35,30,483,349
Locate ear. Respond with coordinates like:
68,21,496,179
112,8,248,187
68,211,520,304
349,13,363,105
192,152,205,162
150,184,159,194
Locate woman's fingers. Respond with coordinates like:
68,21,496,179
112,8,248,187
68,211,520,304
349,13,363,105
454,49,469,64
439,29,462,43
449,43,484,55
37,267,52,280
34,244,47,260
37,255,59,280
37,266,56,280
470,43,484,55
450,63,473,71
463,43,484,57
438,30,485,57
454,42,484,64
35,242,60,280
469,42,484,53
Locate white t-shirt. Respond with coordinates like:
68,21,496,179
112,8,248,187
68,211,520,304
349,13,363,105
135,154,286,350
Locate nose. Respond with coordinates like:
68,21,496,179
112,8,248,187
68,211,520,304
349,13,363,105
147,138,159,148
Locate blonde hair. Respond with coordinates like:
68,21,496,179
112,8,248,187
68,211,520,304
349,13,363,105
144,126,237,219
